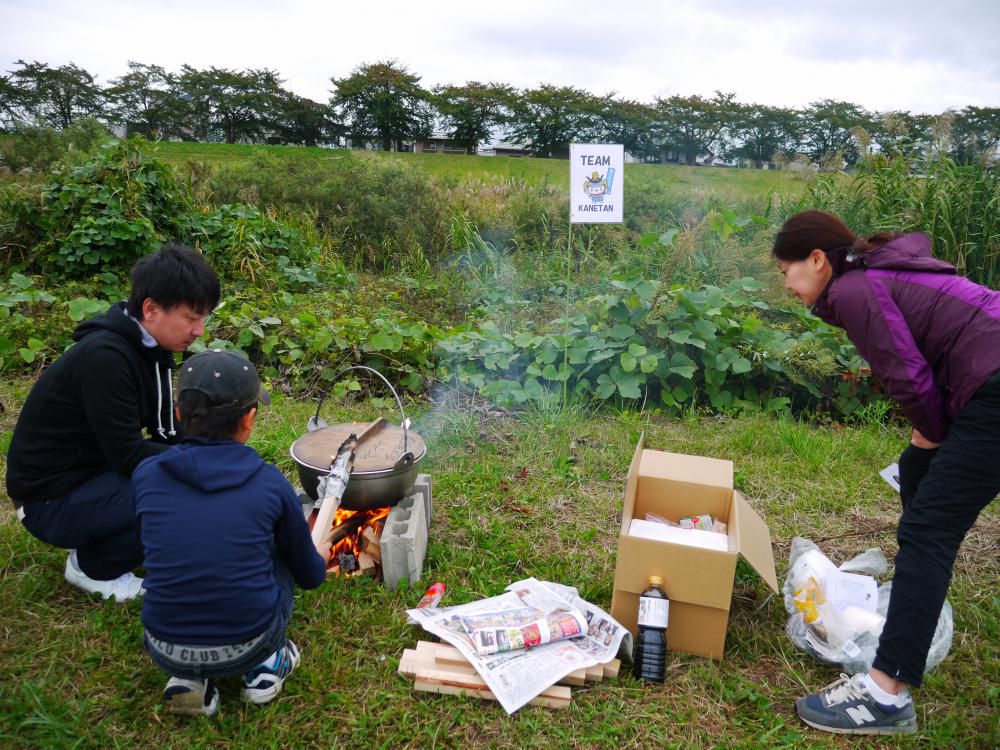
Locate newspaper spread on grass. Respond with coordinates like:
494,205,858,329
406,577,632,714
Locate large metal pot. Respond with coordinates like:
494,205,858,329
289,366,426,510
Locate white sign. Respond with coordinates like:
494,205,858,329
570,143,624,224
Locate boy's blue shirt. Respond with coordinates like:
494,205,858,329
133,437,326,644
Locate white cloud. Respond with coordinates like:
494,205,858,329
1,0,997,113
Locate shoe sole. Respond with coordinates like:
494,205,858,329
165,690,219,717
799,715,918,735
240,683,284,705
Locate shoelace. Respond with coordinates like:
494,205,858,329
820,673,867,707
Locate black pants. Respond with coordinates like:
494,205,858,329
21,470,143,580
873,373,1000,687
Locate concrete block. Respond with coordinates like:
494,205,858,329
381,489,428,590
411,473,433,524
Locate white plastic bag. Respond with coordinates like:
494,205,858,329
782,537,952,675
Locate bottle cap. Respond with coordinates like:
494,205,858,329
647,575,663,586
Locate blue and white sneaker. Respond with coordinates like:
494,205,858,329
163,677,220,717
796,673,918,735
240,640,301,704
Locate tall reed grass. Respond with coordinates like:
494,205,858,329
784,155,1000,288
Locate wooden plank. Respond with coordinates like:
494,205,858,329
414,640,590,686
411,667,571,709
585,664,604,683
602,659,621,679
399,656,477,678
402,653,572,702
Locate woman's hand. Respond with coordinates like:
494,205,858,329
911,428,942,449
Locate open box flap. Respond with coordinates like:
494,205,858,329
619,434,645,535
639,450,733,490
732,491,779,593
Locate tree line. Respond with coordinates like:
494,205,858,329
2,58,998,168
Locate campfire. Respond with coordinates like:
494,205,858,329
310,506,390,578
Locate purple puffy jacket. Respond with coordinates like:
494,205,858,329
811,232,1000,443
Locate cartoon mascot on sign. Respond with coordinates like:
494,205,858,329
583,170,608,203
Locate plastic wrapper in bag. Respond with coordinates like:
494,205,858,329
783,537,952,675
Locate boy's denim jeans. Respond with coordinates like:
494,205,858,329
143,554,295,680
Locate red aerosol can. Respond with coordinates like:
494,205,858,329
417,582,446,608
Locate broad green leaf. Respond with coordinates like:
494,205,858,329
608,324,635,340
365,331,402,351
640,354,659,373
616,373,642,399
627,342,647,357
620,352,637,372
635,280,659,300
658,228,679,247
732,356,752,374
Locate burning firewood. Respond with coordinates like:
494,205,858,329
362,526,382,562
358,552,377,577
310,434,358,561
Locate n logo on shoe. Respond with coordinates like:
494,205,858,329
846,705,876,725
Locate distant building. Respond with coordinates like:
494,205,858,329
414,132,470,154
478,140,532,157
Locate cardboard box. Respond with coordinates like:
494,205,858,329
610,437,779,660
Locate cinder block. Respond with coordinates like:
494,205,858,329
381,489,428,590
411,473,433,524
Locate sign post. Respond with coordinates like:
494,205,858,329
570,143,624,224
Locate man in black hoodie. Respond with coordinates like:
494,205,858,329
6,243,220,602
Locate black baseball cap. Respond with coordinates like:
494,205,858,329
178,349,271,413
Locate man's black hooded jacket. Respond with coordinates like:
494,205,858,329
6,302,183,504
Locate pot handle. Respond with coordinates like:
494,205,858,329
310,365,409,453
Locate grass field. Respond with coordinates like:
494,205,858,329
1,380,997,749
1,143,996,748
150,141,811,208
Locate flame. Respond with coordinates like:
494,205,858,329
326,506,390,575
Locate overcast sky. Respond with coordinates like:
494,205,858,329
2,0,998,114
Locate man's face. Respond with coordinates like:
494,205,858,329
141,300,209,352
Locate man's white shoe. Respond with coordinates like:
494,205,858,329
64,551,144,602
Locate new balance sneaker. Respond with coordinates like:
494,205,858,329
240,640,300,705
64,550,144,602
796,673,918,735
163,677,220,717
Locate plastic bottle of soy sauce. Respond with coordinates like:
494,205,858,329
633,575,669,682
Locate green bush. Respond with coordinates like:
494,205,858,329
0,118,113,173
438,274,880,417
181,203,324,287
203,154,451,270
5,139,189,275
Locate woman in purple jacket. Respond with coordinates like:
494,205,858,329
772,210,1000,736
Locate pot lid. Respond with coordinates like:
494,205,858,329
291,421,426,472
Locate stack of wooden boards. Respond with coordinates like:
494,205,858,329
398,640,621,709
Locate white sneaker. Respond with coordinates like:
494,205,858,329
64,551,145,602
163,677,220,717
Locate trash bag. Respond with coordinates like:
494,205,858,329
783,537,952,675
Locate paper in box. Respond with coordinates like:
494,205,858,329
610,436,779,660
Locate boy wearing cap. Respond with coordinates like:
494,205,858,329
133,349,326,716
